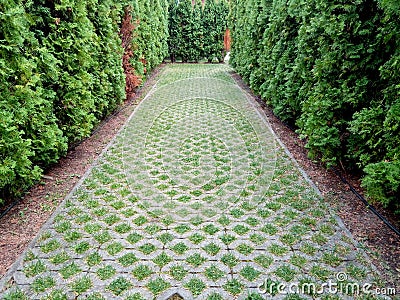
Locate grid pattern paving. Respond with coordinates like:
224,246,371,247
0,64,382,300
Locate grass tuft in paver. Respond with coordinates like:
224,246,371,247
126,293,146,300
170,265,188,281
254,255,274,269
300,217,317,227
41,289,68,300
184,278,206,297
74,241,90,254
280,233,299,246
265,202,281,211
157,232,174,244
257,209,271,219
59,262,81,279
122,208,136,218
217,215,231,226
70,276,92,294
75,213,92,224
312,233,327,245
171,242,189,255
300,243,317,256
132,264,153,281
146,277,170,296
153,252,172,268
84,223,102,234
133,216,148,226
245,217,259,226
118,253,138,267
346,264,367,280
186,253,206,267
189,233,205,244
111,200,126,210
275,265,297,282
261,224,278,235
290,254,307,268
144,224,162,235
203,224,219,235
94,231,111,244
290,224,310,236
64,230,82,242
249,234,266,245
106,242,124,256
268,244,289,256
221,253,239,268
223,279,243,295
233,224,250,236
240,265,261,282
242,292,264,300
86,252,102,266
41,239,60,254
190,216,203,226
138,243,157,255
23,260,46,277
310,265,330,281
32,276,55,293
93,207,109,217
85,293,105,300
104,214,121,226
236,244,254,255
3,288,29,300
96,265,116,280
204,264,224,281
114,223,132,234
127,232,143,244
230,208,244,218
220,234,236,245
203,243,221,256
207,293,223,300
174,224,191,234
23,250,37,262
55,221,72,233
322,252,342,267
108,277,132,296
49,252,70,265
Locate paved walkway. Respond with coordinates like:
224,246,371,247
1,65,381,299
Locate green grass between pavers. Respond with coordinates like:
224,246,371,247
0,64,382,299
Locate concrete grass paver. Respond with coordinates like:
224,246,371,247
0,64,384,299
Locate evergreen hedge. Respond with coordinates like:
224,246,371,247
230,0,400,212
0,0,169,204
168,0,229,63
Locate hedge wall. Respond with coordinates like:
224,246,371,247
0,0,169,204
168,0,229,63
230,0,400,212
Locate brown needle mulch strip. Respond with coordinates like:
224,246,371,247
0,64,164,278
0,65,399,290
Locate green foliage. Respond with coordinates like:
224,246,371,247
0,0,169,205
230,0,400,210
168,0,228,62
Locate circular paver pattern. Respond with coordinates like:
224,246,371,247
0,64,385,300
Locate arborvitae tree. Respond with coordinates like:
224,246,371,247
0,0,67,201
229,0,399,210
212,0,229,62
0,0,169,204
168,0,228,62
86,0,126,119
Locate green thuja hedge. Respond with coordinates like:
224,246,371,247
0,0,169,204
230,0,400,212
168,0,228,63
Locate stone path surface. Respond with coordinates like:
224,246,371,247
1,64,383,299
